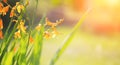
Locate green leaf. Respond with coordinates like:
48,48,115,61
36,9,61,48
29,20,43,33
29,16,45,65
4,52,14,65
50,9,91,65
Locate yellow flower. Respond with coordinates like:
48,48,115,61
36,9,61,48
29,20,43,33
14,30,21,39
35,24,41,31
44,31,51,39
14,20,27,39
17,5,24,13
17,21,26,33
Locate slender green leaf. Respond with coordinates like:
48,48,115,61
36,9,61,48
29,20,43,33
50,9,91,65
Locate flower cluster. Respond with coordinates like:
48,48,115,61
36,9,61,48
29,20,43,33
0,0,28,39
0,0,64,41
44,18,64,39
10,2,25,17
14,20,26,38
10,2,28,39
0,0,10,39
0,0,65,65
35,18,64,39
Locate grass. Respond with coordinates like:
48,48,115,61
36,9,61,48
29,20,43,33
49,9,90,65
0,0,88,65
41,26,120,65
1,0,120,65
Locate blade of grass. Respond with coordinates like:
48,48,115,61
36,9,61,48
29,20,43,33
18,37,28,65
25,0,44,65
0,21,19,63
29,15,45,65
50,9,91,65
2,51,14,65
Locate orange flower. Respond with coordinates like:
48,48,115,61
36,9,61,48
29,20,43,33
0,3,3,13
10,8,16,17
45,18,64,28
0,18,3,39
13,44,19,53
10,4,17,17
13,46,17,53
0,30,3,39
1,5,9,16
3,0,7,3
45,18,56,27
44,18,64,39
29,36,34,43
0,18,3,30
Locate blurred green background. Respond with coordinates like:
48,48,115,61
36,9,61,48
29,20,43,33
28,0,120,65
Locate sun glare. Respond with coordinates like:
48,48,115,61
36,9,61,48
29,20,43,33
105,0,120,7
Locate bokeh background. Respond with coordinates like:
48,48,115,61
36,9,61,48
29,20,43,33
28,0,120,65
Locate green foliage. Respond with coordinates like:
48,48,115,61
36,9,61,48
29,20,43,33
0,0,89,65
50,9,90,65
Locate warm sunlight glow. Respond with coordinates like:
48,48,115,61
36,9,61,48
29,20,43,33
105,0,120,7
